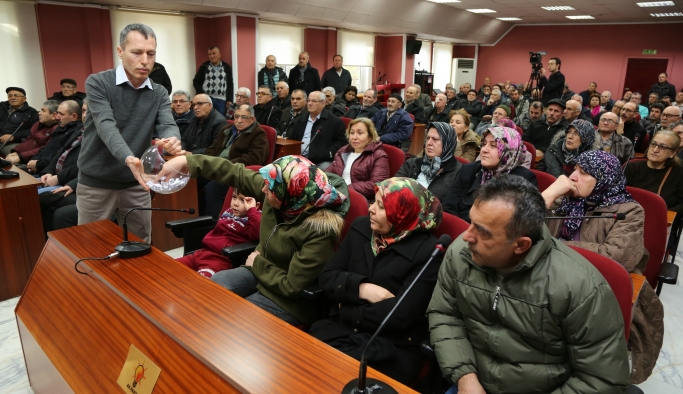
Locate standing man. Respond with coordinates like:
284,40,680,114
288,52,321,94
77,24,182,243
321,54,352,96
0,87,39,156
193,46,234,116
539,57,565,106
649,72,676,100
257,55,288,97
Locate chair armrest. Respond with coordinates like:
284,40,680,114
222,242,259,261
659,262,679,285
302,283,323,300
165,216,214,238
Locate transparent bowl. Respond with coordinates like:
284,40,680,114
139,145,190,194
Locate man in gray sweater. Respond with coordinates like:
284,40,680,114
77,24,182,242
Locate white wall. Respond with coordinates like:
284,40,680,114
432,43,453,92
110,10,195,97
0,1,47,104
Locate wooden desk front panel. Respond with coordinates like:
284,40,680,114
275,138,303,160
150,177,198,252
16,221,413,393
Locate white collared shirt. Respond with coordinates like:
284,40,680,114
301,113,322,156
115,64,154,90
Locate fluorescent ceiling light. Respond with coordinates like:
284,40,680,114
651,12,683,16
467,9,496,13
637,1,675,6
497,17,522,21
428,0,461,3
542,6,576,11
566,15,595,19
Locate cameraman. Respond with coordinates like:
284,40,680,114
539,57,565,107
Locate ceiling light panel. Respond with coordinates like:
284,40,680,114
542,6,576,11
427,0,461,3
497,17,522,20
467,9,496,13
637,1,675,6
651,12,683,16
566,15,595,19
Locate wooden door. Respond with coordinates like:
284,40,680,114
623,58,668,98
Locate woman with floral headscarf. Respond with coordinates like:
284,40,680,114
309,178,443,385
537,119,598,177
159,154,350,326
443,126,537,222
542,150,663,384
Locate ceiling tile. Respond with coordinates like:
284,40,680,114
343,12,368,25
267,1,301,15
319,8,349,22
238,0,274,12
295,4,326,18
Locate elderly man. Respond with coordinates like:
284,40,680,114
475,105,511,136
425,94,449,123
402,86,426,123
182,93,224,155
170,90,194,138
661,106,683,131
601,90,614,111
322,86,347,117
320,54,352,96
518,100,544,134
49,78,87,107
445,87,463,112
288,52,321,94
675,91,683,111
481,90,504,119
289,91,346,168
428,174,629,394
0,87,39,156
571,94,594,121
413,84,433,113
226,87,251,120
524,98,568,153
371,93,414,147
611,100,625,117
649,72,677,100
647,92,659,110
564,99,590,124
193,46,234,116
257,55,288,96
343,89,380,120
253,86,282,129
621,101,647,152
274,81,291,111
277,89,308,138
38,100,84,193
5,100,59,166
597,111,632,164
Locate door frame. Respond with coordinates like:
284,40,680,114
618,55,674,97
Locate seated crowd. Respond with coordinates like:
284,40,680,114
4,46,683,393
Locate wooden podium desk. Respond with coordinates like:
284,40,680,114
0,166,44,301
15,221,413,393
274,137,303,159
150,178,198,252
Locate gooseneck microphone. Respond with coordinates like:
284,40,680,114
342,234,453,394
0,116,29,180
546,213,626,220
115,207,195,258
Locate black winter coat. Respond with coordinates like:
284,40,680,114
0,101,39,141
649,82,677,100
149,62,172,95
288,64,321,94
394,157,463,203
181,108,225,154
33,121,83,173
48,91,87,108
320,67,352,96
523,118,568,152
622,120,647,153
289,109,347,164
463,99,483,126
443,162,538,222
403,101,426,124
343,105,378,120
276,108,308,137
254,98,282,129
42,129,82,186
540,71,565,106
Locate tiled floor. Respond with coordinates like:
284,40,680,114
1,246,682,393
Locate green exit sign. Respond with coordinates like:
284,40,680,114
642,49,657,55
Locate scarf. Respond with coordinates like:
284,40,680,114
371,178,442,256
262,67,280,95
561,119,596,166
55,130,83,174
259,155,346,219
480,126,527,185
556,150,635,240
420,122,457,184
588,105,601,118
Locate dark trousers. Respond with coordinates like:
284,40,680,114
40,190,77,233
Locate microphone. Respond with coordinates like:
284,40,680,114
546,213,626,220
0,114,30,152
115,207,195,258
342,234,453,394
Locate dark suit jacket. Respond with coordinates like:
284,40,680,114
276,108,308,137
404,101,426,124
254,98,283,129
540,71,565,106
343,105,379,120
289,109,347,164
288,65,322,94
181,108,225,154
443,162,538,222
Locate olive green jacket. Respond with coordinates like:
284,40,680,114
427,225,630,393
187,155,350,324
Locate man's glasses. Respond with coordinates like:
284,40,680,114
256,92,271,96
307,99,324,103
7,94,25,98
600,119,617,125
650,142,673,152
192,102,211,108
233,115,252,120
662,113,681,118
235,94,248,99
172,100,188,104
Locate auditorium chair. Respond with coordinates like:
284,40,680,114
523,141,536,168
455,156,470,164
340,116,352,129
531,169,557,193
261,125,277,163
626,186,678,295
434,212,469,242
382,144,406,176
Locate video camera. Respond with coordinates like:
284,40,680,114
529,51,546,74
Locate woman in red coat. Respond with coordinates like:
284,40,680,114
325,118,390,200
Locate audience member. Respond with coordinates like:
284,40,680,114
621,102,647,152
288,52,321,94
523,98,568,153
477,77,491,95
561,82,575,102
462,89,483,128
450,110,480,163
310,178,443,385
182,93,224,154
371,94,414,148
413,84,433,114
325,118,390,201
444,126,536,221
596,111,632,164
641,102,664,136
578,81,599,105
564,99,588,124
571,94,594,121
425,93,449,123
258,55,288,96
193,46,234,116
148,62,172,94
48,78,86,107
479,84,491,102
276,89,308,137
661,105,682,132
649,72,677,100
539,57,565,106
662,95,672,107
320,55,351,95
401,86,426,123
509,87,528,124
587,92,606,124
38,101,84,194
170,90,194,138
340,86,360,107
623,91,633,102
647,92,659,110
601,90,615,111
630,92,649,118
395,122,463,202
343,89,379,120
226,87,251,120
625,129,683,214
611,100,625,116
480,89,504,118
475,105,509,136
429,174,629,394
323,86,347,117
289,91,347,169
160,154,348,326
669,121,683,160
518,100,544,134
28,100,82,175
675,91,683,111
543,150,663,383
274,81,291,111
178,188,262,278
536,119,597,177
253,86,282,129
444,87,462,112
1,87,39,156
77,24,182,243
5,100,59,166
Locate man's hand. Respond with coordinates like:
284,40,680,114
487,98,494,105
27,160,37,172
458,373,486,394
155,137,185,156
359,283,395,303
0,135,13,143
52,185,74,196
245,250,260,267
40,173,52,183
126,156,149,190
481,115,492,122
44,175,59,187
540,68,546,75
5,152,20,164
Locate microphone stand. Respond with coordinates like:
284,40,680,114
115,207,195,258
546,213,626,220
0,120,27,179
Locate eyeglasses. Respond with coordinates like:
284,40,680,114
235,94,248,99
192,102,211,108
172,100,188,104
662,113,681,118
256,92,271,96
600,119,617,124
7,94,25,98
233,115,252,120
650,142,673,152
306,99,324,103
